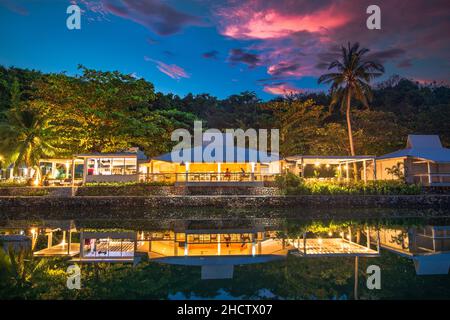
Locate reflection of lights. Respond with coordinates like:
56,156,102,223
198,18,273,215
33,179,39,186
328,231,333,237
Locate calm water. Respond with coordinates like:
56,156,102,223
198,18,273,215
1,209,450,300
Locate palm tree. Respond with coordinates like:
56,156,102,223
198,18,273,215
0,107,61,183
318,42,384,156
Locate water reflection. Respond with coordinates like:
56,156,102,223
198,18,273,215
379,226,450,275
1,218,449,278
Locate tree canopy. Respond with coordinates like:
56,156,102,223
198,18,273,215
0,65,449,169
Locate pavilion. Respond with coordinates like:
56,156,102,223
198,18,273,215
372,135,450,186
284,155,377,182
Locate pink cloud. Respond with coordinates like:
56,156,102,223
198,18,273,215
216,1,349,40
214,0,450,87
144,56,189,80
263,83,303,95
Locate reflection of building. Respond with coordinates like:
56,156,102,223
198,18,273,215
2,220,386,280
378,226,450,275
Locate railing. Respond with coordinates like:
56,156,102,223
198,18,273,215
413,173,450,185
139,172,278,183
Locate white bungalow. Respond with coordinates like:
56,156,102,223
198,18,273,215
372,135,450,186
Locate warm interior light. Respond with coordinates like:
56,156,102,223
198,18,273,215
30,228,37,236
328,231,333,237
314,162,321,167
326,164,330,168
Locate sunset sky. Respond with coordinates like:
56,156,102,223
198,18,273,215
1,0,449,99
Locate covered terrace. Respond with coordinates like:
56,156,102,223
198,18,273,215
284,155,377,182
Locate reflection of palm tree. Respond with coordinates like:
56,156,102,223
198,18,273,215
0,246,45,297
318,42,384,157
0,108,61,182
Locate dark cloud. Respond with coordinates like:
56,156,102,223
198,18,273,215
366,48,406,64
0,0,28,15
163,50,175,57
202,50,219,60
102,0,203,35
228,49,261,68
268,62,301,77
397,59,413,68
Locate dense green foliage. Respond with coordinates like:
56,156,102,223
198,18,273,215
275,173,422,195
0,65,449,171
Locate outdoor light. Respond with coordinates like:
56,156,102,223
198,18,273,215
30,228,37,236
328,231,333,236
315,162,321,167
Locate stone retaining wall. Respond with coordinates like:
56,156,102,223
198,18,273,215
1,194,450,211
75,185,280,196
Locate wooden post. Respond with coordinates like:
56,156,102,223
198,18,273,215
377,229,380,253
62,231,67,253
427,161,432,185
151,160,154,182
51,161,57,179
82,158,87,185
346,162,349,181
71,159,76,196
363,160,367,184
47,232,53,248
300,158,304,178
80,230,84,258
303,233,307,255
68,230,72,255
373,159,377,180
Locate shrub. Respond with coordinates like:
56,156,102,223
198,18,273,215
85,181,174,187
275,174,422,195
0,181,28,187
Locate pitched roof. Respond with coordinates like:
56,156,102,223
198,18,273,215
152,144,279,163
378,135,450,163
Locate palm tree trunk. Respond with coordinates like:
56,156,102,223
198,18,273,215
346,88,355,156
346,89,358,180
